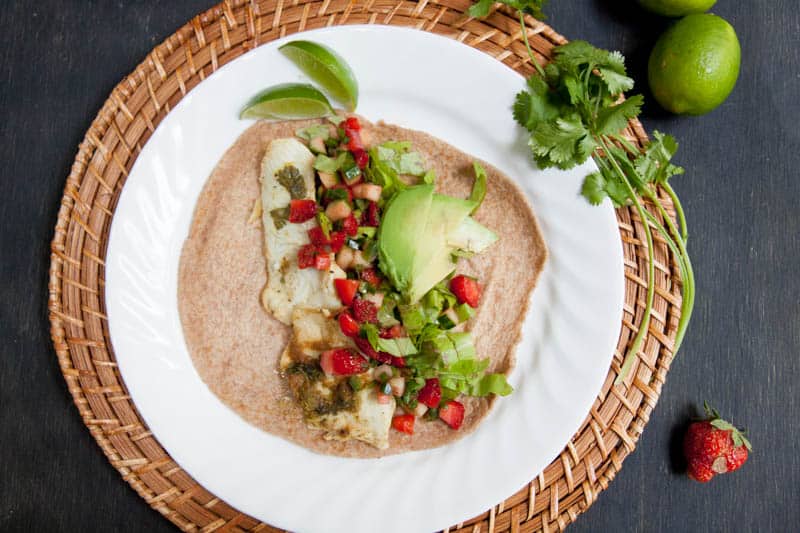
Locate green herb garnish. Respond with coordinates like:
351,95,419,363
275,164,306,199
470,2,695,383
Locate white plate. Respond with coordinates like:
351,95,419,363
105,25,623,533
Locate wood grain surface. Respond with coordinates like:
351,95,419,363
0,1,798,532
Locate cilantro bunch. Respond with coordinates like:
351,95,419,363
472,4,695,382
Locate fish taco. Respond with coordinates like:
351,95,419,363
178,116,546,457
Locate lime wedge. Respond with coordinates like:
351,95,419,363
240,83,334,120
279,40,358,111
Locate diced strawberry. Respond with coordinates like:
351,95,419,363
288,199,317,223
361,267,382,287
417,378,442,409
334,278,360,306
329,231,345,253
346,130,364,152
319,348,368,376
450,275,481,308
392,414,415,435
353,149,369,169
344,117,361,131
297,244,317,269
390,355,406,368
361,201,380,227
341,214,359,236
439,400,465,430
314,253,331,270
379,325,405,339
352,298,378,323
338,311,360,337
308,226,329,247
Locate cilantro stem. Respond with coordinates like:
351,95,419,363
661,181,688,243
641,190,695,354
519,12,545,77
596,136,656,385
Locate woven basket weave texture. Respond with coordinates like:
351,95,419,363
48,1,682,531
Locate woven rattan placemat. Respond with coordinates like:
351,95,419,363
48,1,682,531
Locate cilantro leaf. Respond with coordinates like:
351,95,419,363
469,0,546,19
530,115,595,169
596,95,643,136
513,75,560,131
634,131,685,185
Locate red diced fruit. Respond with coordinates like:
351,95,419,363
297,244,317,269
345,117,361,131
288,199,317,223
338,311,360,337
439,400,465,430
417,378,442,408
450,275,481,308
314,253,331,271
352,298,378,323
392,414,415,435
379,325,404,339
329,231,345,253
361,201,380,227
342,214,359,236
334,278,360,306
320,348,368,376
308,226,329,247
361,268,382,287
353,149,369,169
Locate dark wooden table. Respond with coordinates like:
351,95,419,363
1,1,797,531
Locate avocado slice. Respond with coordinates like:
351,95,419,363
377,185,434,298
447,215,498,254
379,187,498,303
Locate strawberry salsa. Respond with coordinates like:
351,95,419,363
288,116,511,435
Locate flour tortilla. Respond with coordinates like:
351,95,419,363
178,118,547,457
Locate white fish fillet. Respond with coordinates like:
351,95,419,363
280,308,395,449
260,138,344,324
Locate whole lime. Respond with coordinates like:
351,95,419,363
637,0,716,17
648,14,740,115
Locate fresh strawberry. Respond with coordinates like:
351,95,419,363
439,400,465,430
379,325,405,339
450,275,481,308
353,149,369,169
297,244,317,269
361,267,382,287
684,403,752,483
341,214,359,236
392,414,415,435
338,311,360,337
319,348,369,376
334,278,359,305
288,199,317,223
307,226,328,247
329,231,345,253
314,253,331,271
417,378,442,408
361,201,380,227
351,298,378,323
344,117,361,131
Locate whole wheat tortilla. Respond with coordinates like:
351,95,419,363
178,118,547,458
